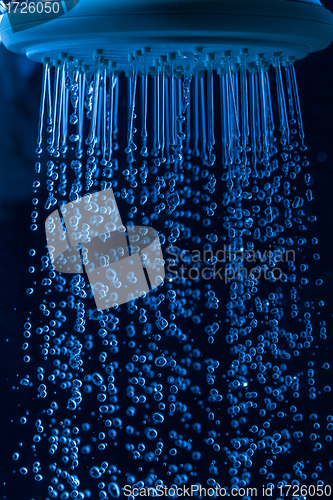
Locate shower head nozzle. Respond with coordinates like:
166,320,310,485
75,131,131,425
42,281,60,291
1,0,333,70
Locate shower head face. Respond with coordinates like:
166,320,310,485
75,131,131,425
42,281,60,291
1,0,333,71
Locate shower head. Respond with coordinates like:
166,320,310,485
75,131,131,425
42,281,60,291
0,0,333,168
1,0,333,70
3,3,333,495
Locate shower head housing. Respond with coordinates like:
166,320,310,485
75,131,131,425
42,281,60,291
1,0,333,171
1,0,333,70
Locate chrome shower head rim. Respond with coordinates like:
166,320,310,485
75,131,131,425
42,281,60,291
0,0,333,72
